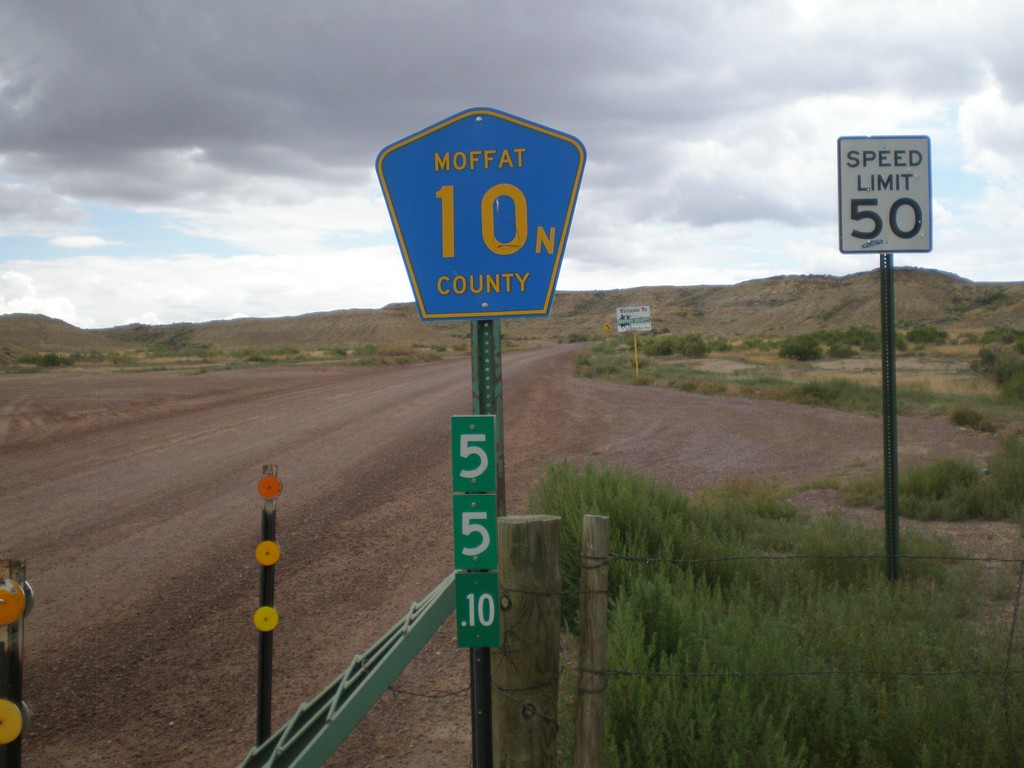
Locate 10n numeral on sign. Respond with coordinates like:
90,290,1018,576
456,571,500,648
436,183,552,258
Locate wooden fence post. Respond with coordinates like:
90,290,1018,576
492,515,561,767
575,515,609,768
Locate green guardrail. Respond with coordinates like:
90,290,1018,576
237,573,455,768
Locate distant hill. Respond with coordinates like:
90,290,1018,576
3,268,1024,361
0,313,131,360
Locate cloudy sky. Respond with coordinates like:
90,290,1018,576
2,1,1023,329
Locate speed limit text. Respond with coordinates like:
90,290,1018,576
844,148,924,192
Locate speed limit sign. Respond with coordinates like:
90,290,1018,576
837,136,931,253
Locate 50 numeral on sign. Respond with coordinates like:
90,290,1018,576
848,197,924,241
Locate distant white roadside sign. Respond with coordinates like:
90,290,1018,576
837,135,932,254
616,306,651,333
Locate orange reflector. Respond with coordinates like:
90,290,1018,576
253,606,279,633
0,699,23,744
257,475,283,500
255,540,281,567
0,580,26,625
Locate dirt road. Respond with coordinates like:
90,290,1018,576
0,345,1000,766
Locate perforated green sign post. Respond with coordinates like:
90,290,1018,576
380,108,586,768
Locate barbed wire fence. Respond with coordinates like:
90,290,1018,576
386,546,1024,765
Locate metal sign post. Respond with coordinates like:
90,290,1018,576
378,109,584,768
0,560,30,768
254,467,283,744
879,257,900,581
448,321,505,766
468,319,506,768
838,135,932,582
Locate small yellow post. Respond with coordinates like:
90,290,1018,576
632,332,640,379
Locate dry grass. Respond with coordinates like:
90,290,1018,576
902,375,1001,397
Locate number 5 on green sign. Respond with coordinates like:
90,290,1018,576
453,494,497,570
451,415,496,493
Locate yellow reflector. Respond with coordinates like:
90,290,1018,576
0,580,26,625
253,606,279,633
0,699,23,744
255,540,281,567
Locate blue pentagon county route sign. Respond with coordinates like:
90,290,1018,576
377,108,586,320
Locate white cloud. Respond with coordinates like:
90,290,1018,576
0,249,410,328
2,1,1024,326
146,174,392,255
959,73,1024,181
49,235,121,248
0,270,92,326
